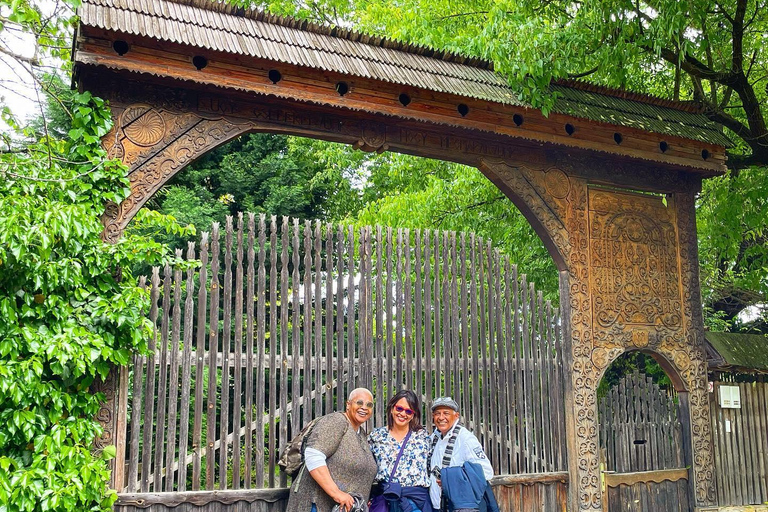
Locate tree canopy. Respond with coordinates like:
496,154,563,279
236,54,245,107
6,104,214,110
257,0,768,332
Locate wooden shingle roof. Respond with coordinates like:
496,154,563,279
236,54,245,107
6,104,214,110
705,332,768,373
76,0,732,148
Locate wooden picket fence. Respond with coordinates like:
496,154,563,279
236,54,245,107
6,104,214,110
115,214,567,494
709,380,768,507
598,370,684,473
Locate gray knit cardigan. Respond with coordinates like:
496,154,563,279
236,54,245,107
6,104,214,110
285,412,377,512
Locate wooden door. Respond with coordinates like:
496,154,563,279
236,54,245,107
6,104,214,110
599,371,692,512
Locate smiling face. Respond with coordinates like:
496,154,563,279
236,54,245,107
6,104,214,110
432,406,460,435
346,389,374,429
391,397,415,429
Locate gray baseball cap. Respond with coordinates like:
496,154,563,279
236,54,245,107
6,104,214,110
431,396,459,412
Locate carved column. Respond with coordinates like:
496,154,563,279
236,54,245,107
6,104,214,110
482,160,714,511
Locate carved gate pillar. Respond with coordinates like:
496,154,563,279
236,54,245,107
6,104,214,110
481,160,715,511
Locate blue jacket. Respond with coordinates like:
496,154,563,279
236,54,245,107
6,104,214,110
439,462,499,512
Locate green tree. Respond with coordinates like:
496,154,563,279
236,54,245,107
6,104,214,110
0,1,190,509
261,0,768,331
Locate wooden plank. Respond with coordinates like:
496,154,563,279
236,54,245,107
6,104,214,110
489,472,570,485
423,231,433,411
290,219,301,438
395,229,404,390
756,383,768,503
539,300,552,472
441,233,450,402
206,224,221,490
268,216,280,487
385,228,394,397
277,217,289,489
346,225,356,391
336,225,346,412
511,264,524,474
433,231,442,399
404,229,413,391
746,383,763,503
502,258,517,474
231,215,245,489
450,234,461,414
493,251,508,474
153,265,172,490
256,216,268,487
244,215,256,488
414,230,424,406
477,235,489,451
311,220,322,419
373,226,384,423
604,468,688,488
486,242,500,468
519,275,532,472
177,242,197,491
360,226,373,393
459,234,470,430
324,224,335,415
141,268,161,492
192,233,209,491
531,287,544,474
219,218,234,490
127,350,144,492
468,234,480,439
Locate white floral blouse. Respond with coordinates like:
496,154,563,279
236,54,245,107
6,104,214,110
368,426,431,487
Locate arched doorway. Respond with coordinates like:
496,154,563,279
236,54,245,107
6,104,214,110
598,351,693,511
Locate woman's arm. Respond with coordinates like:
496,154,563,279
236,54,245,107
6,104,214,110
308,465,355,511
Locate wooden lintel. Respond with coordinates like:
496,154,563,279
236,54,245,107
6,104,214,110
116,488,290,507
490,472,570,486
74,37,727,174
604,468,689,488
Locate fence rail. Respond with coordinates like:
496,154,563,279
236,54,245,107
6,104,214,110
116,214,567,493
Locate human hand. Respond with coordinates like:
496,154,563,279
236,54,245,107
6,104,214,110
333,490,354,512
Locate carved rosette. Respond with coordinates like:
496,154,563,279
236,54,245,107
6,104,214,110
101,105,248,240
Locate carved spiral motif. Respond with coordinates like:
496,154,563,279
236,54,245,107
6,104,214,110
121,106,166,146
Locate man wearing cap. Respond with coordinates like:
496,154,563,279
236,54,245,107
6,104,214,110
428,397,494,511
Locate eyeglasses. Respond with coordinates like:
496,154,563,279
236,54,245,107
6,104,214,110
350,399,374,409
394,405,415,416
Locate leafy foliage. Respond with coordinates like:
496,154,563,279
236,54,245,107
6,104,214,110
260,0,768,330
0,88,191,511
0,0,191,509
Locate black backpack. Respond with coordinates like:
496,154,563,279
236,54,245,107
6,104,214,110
278,417,321,477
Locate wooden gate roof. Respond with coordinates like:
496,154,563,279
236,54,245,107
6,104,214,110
75,0,730,170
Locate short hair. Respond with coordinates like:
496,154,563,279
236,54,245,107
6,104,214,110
386,390,423,432
348,387,372,401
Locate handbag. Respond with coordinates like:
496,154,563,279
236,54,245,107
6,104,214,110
370,430,412,512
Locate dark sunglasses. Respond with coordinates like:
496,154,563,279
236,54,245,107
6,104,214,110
350,399,374,409
394,405,415,416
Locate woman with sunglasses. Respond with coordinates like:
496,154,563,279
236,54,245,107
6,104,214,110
286,388,378,512
368,390,432,512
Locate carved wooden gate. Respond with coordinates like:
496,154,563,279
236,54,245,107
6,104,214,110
599,371,690,512
74,0,731,507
